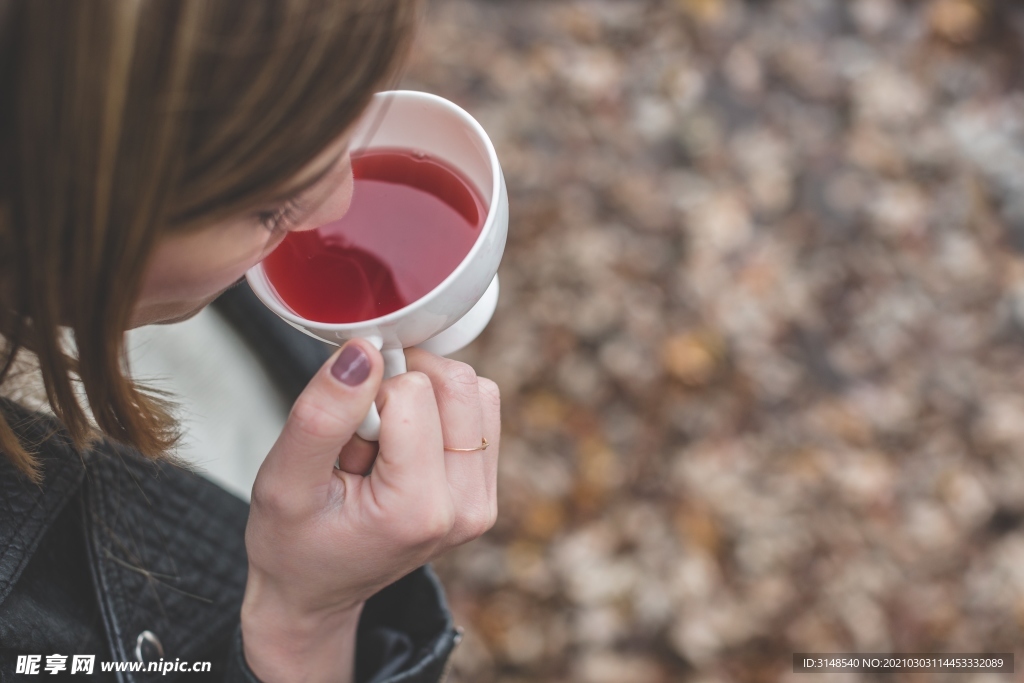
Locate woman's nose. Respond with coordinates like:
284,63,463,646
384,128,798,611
294,154,355,232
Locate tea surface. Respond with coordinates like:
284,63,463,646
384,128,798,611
264,148,486,323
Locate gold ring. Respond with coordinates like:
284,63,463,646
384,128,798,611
443,437,489,452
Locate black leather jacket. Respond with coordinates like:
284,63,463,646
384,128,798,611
0,396,459,682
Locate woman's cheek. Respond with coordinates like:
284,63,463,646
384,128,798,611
253,231,288,265
142,223,266,302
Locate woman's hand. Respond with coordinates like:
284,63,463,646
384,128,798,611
240,341,500,683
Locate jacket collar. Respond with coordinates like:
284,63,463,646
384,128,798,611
80,439,250,681
0,397,250,682
0,398,88,607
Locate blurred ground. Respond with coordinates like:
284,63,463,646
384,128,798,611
400,1,1024,681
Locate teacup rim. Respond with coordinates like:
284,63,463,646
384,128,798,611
247,88,502,331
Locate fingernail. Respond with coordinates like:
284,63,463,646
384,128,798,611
331,344,370,386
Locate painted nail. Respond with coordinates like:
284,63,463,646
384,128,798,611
331,344,370,386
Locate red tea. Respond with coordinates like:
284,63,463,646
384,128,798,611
263,148,486,323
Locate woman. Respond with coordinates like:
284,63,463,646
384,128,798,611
0,1,500,681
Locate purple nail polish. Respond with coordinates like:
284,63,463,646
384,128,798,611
331,344,370,386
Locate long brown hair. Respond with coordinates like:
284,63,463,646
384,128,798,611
0,0,418,481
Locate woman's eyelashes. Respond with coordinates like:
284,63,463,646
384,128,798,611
257,198,304,235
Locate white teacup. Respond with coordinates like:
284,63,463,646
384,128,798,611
246,90,508,441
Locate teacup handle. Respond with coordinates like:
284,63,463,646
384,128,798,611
354,335,407,442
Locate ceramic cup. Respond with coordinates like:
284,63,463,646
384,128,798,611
247,90,508,441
